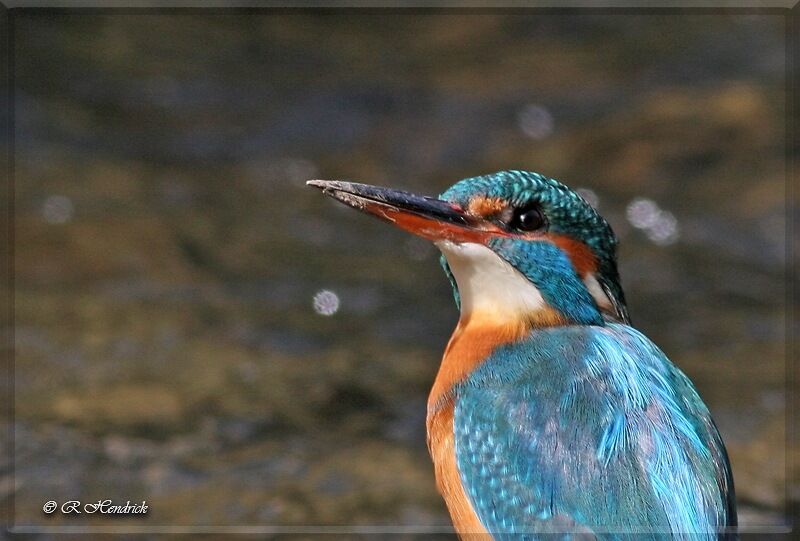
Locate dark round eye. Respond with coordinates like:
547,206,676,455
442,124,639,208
511,204,546,232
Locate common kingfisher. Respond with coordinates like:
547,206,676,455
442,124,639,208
308,171,736,538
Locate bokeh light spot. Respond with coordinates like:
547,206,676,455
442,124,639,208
625,198,660,229
517,104,554,140
645,211,680,246
41,195,74,224
312,289,340,316
626,198,680,246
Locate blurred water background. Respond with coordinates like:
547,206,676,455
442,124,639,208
8,10,793,533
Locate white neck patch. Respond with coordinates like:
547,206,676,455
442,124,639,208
583,272,613,313
436,241,546,322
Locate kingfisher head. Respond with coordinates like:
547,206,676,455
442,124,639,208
309,170,628,328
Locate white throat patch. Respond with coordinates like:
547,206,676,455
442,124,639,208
436,241,546,322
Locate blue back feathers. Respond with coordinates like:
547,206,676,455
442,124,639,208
452,324,736,539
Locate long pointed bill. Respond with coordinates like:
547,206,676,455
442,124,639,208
307,180,504,243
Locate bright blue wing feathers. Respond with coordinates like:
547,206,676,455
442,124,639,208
453,323,736,539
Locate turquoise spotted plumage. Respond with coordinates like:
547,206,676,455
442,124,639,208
309,170,737,539
454,324,735,538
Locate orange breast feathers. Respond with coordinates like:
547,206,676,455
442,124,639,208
425,315,530,537
427,403,488,536
428,315,530,409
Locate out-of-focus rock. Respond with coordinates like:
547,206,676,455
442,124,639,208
53,385,184,432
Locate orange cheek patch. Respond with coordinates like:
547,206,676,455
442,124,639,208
545,233,598,276
467,196,508,218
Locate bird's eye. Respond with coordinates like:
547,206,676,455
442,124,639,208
511,204,546,232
